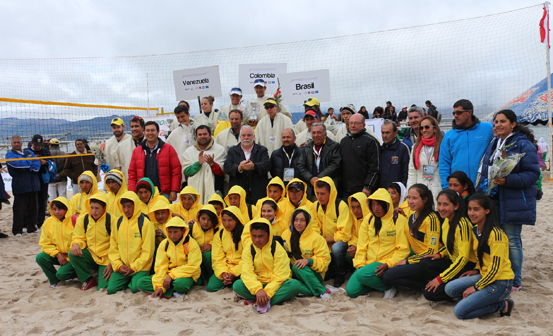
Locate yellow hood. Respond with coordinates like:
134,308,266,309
164,216,190,237
197,204,219,224
249,217,274,246
285,178,309,207
207,193,226,208
79,170,98,195
84,192,109,215
179,185,201,209
266,176,286,203
117,191,144,221
348,192,370,221
225,185,249,217
148,200,173,223
223,206,246,226
49,196,75,219
290,205,315,237
255,197,283,222
315,176,338,217
104,169,128,197
368,188,394,221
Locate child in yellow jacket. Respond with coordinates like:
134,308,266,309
346,192,370,265
242,198,286,246
189,204,219,285
225,186,257,223
207,193,226,230
36,197,77,287
347,189,410,299
69,171,101,216
137,217,202,298
281,207,333,299
69,193,114,291
170,186,202,222
104,169,128,220
233,219,301,313
107,191,155,294
208,206,245,292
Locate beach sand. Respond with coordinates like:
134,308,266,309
1,184,552,336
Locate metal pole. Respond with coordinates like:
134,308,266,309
147,73,150,117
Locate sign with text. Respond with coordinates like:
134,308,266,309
173,65,222,101
239,63,287,95
279,69,331,105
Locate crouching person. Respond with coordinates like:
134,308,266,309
36,197,77,288
233,219,301,313
137,217,201,298
107,192,155,294
69,193,113,291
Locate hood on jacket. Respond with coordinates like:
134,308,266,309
368,188,394,222
314,176,339,217
164,216,190,239
117,191,144,221
85,192,109,216
223,205,246,227
249,218,274,250
289,206,313,236
348,192,370,221
225,185,249,215
389,182,407,206
49,196,74,219
256,197,283,223
285,178,309,207
207,193,226,209
266,176,286,203
452,115,480,130
78,171,99,195
148,200,173,224
197,204,219,226
179,185,201,209
104,169,128,197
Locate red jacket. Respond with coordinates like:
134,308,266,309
128,139,182,194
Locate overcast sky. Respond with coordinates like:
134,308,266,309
0,0,545,59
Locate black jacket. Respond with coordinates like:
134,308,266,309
340,129,381,195
224,142,271,204
296,138,341,198
270,144,300,185
378,139,410,189
49,146,67,182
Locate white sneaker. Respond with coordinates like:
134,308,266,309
383,287,397,299
22,228,27,233
325,285,340,294
173,292,183,298
50,282,59,288
35,228,42,233
15,233,22,237
320,292,332,300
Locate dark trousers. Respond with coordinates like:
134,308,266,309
420,258,476,301
13,192,38,235
37,183,48,228
382,262,428,290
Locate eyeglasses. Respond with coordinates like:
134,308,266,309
452,110,469,116
421,125,435,130
264,105,276,109
350,122,364,126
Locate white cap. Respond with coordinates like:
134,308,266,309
229,87,242,96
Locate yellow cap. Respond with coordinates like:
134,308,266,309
304,97,320,107
111,117,124,126
264,98,278,106
49,138,60,145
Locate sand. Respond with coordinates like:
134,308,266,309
1,185,552,336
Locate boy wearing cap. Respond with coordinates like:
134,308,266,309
104,169,128,219
48,138,68,203
254,98,294,155
104,117,130,171
295,110,337,148
280,178,313,225
246,79,292,121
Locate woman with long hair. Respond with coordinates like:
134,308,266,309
476,109,540,291
444,194,514,319
407,115,443,198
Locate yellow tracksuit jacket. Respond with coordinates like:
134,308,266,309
254,176,287,218
352,189,410,268
70,171,102,215
347,192,370,247
404,211,442,264
224,185,257,223
241,218,292,298
71,193,112,265
472,226,514,291
104,169,128,219
436,217,478,283
312,176,352,243
109,191,155,273
148,200,173,245
170,186,202,222
281,206,331,278
190,204,218,246
212,206,245,279
207,193,226,230
39,197,75,261
280,178,313,227
242,198,287,246
152,217,202,292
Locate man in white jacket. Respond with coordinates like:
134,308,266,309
246,79,292,121
220,88,245,119
215,109,242,152
104,118,130,171
182,125,227,204
114,116,145,179
166,105,194,167
254,98,294,156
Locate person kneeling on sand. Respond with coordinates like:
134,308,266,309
36,197,77,288
189,205,219,286
137,217,201,298
232,219,301,314
70,193,114,291
107,192,155,294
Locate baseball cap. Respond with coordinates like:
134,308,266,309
111,117,124,126
229,87,243,96
304,97,320,107
288,182,304,191
253,79,266,87
304,109,318,118
340,104,356,114
264,98,278,106
31,134,43,146
49,138,60,145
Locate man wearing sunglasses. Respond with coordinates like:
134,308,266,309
246,79,292,121
439,99,493,189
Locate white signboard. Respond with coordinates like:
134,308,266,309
365,118,385,143
279,69,331,105
239,63,287,95
143,115,172,140
173,65,222,101
2,173,12,192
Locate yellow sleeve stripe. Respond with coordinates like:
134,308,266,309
440,256,466,282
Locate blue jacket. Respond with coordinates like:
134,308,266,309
378,139,410,189
402,127,416,149
439,117,493,189
6,149,41,195
476,132,540,226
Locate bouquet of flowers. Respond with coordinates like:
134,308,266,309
273,79,282,107
485,144,525,196
89,141,111,173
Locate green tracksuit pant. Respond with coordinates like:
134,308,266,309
137,275,195,298
292,265,327,296
232,279,301,305
346,262,390,298
107,270,149,295
36,252,77,285
68,249,109,290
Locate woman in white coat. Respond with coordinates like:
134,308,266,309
407,116,443,198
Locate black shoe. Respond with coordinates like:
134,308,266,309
334,273,345,288
500,299,514,317
0,232,8,238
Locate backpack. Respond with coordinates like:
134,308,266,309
250,236,285,259
116,213,148,237
315,199,342,218
84,213,112,236
164,233,191,255
41,160,57,184
247,204,253,220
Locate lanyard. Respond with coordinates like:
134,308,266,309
492,133,513,163
313,146,322,169
423,145,435,164
283,148,295,166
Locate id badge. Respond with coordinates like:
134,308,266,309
269,136,276,143
423,165,434,180
283,168,294,182
184,139,190,146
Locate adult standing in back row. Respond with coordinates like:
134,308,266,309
254,98,294,156
64,139,98,196
439,99,494,189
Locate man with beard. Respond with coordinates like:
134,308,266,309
104,118,130,171
215,109,243,152
114,116,145,179
183,125,227,204
270,128,300,186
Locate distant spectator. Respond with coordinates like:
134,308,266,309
402,105,425,149
64,139,98,196
425,100,439,120
47,138,67,203
104,117,130,170
384,102,397,121
373,106,383,119
397,106,409,122
30,134,51,229
379,120,410,189
358,106,370,120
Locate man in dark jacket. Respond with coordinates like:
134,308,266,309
30,134,51,228
270,128,300,186
224,126,271,204
64,138,98,195
296,123,341,200
47,138,67,202
340,114,381,198
6,135,41,236
379,120,410,189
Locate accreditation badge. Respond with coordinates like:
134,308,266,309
423,165,435,180
283,168,294,182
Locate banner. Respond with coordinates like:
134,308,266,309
278,69,331,105
173,65,222,101
365,118,384,143
143,115,172,140
239,63,287,95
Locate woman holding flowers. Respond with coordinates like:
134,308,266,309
476,109,540,291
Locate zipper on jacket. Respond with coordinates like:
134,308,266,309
259,249,270,282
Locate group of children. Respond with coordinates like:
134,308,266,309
36,168,514,318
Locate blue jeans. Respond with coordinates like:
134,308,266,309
445,274,511,319
331,241,348,275
502,224,523,287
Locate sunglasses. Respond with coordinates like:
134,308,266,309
264,104,276,109
421,125,435,130
452,110,468,116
